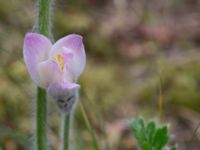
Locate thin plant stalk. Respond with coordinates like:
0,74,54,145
35,0,52,149
61,112,72,150
159,76,163,121
37,0,51,37
79,101,100,150
60,88,78,150
36,88,47,150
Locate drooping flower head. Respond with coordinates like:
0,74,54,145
23,32,86,112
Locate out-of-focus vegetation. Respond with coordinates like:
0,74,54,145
0,0,200,149
130,118,176,150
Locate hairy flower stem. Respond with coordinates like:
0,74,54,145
35,0,52,150
61,112,72,150
36,88,47,150
37,0,52,37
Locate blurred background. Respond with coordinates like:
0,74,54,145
0,0,200,149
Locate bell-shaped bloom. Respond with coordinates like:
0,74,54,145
23,32,86,112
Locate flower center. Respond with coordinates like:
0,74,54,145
56,53,64,71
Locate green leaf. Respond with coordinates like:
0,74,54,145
152,126,169,150
130,118,175,150
142,142,152,150
146,121,156,144
170,147,177,150
130,118,145,140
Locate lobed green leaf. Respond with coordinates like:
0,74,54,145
130,118,176,150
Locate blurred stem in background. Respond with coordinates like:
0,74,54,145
61,112,71,150
79,101,100,150
36,0,52,150
159,76,163,121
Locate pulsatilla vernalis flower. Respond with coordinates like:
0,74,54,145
23,32,86,112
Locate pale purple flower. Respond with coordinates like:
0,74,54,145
23,32,86,112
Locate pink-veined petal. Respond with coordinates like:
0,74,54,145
49,34,86,80
23,32,52,86
37,60,62,88
47,82,80,112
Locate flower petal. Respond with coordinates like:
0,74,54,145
47,82,80,112
23,32,52,86
62,52,74,82
49,34,86,81
37,60,62,88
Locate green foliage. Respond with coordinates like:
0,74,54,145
130,118,176,150
170,147,177,150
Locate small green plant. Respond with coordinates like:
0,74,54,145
130,118,177,150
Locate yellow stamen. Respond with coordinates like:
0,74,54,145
56,53,64,71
